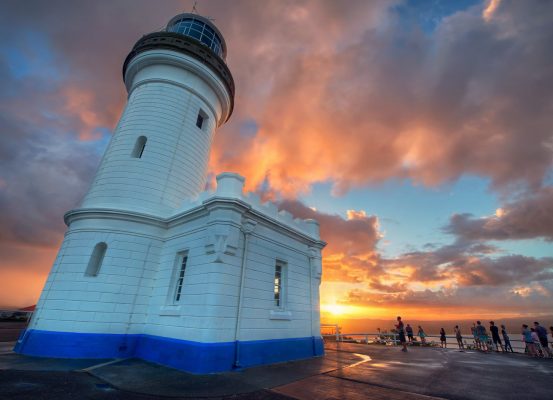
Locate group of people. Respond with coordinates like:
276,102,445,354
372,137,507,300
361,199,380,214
394,316,553,358
466,320,514,352
395,316,430,352
520,322,552,357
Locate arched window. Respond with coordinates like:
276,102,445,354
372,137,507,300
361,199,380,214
85,242,107,277
131,136,147,158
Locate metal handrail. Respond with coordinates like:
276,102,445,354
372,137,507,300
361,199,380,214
321,332,546,355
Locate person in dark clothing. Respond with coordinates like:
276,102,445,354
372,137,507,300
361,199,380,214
501,324,514,353
534,322,552,358
440,328,447,348
406,324,414,343
395,316,408,352
489,321,504,352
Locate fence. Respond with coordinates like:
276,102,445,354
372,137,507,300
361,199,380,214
321,330,546,355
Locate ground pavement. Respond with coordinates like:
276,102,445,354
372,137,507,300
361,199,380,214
1,341,552,399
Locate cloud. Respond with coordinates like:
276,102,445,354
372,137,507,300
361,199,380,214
451,255,553,286
329,208,553,314
344,283,553,314
210,0,553,195
445,187,553,241
2,0,552,249
278,199,381,256
0,52,107,246
278,199,384,283
483,0,502,22
1,0,552,315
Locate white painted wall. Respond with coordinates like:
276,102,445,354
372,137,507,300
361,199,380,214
31,178,324,345
81,50,231,214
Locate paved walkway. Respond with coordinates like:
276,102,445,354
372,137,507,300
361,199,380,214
1,341,552,399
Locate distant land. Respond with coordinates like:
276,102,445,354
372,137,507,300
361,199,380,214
322,315,553,336
0,305,35,311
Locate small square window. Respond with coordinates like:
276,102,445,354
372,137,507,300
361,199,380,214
196,110,208,130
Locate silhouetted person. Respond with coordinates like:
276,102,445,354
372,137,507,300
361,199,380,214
476,321,489,351
418,325,427,345
522,324,537,357
395,316,408,352
471,323,480,350
406,324,414,343
489,321,504,352
530,328,543,357
501,324,513,353
440,328,447,348
454,325,464,349
534,322,552,358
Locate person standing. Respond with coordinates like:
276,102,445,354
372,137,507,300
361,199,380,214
534,322,552,358
406,324,414,343
476,321,489,351
489,321,504,352
471,323,481,350
418,325,427,345
454,325,464,350
531,328,543,357
395,316,408,352
522,324,537,357
440,328,447,348
501,324,514,353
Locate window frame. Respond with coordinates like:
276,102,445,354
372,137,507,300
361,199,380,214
273,260,287,310
172,251,189,304
196,109,208,131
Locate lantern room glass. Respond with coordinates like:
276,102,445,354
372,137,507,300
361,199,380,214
167,17,223,58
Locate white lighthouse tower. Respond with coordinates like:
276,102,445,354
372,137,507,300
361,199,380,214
16,13,325,373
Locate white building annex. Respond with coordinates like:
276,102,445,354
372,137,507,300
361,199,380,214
15,13,326,373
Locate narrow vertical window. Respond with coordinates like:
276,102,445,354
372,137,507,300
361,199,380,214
174,253,188,302
131,136,147,158
196,109,208,130
274,261,284,308
85,242,107,277
196,113,204,129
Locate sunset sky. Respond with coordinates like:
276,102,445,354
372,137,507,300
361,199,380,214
0,0,552,324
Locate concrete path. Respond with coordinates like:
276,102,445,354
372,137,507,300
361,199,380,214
274,374,445,400
317,342,553,400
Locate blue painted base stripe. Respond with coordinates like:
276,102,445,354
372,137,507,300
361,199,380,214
15,329,324,374
136,334,236,373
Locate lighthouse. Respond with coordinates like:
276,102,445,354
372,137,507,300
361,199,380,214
16,13,325,374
